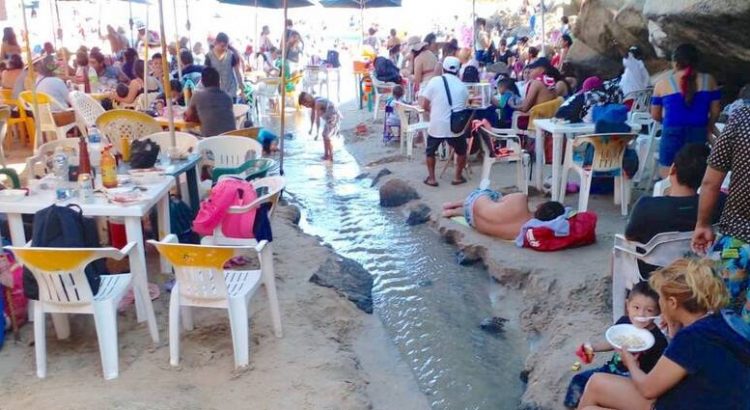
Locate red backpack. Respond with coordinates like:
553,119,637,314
522,212,598,252
192,178,258,239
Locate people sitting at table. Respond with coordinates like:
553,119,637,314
442,191,565,241
1,54,22,90
651,43,720,176
517,57,559,115
156,79,185,108
110,59,160,106
33,55,72,110
577,258,750,410
149,53,165,90
121,48,138,80
174,49,203,85
74,50,98,92
90,50,129,84
184,67,236,138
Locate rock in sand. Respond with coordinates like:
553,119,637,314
405,202,431,225
480,316,508,334
310,256,374,314
379,178,419,207
370,167,392,187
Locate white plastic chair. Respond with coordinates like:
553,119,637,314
302,65,329,97
197,135,263,168
625,88,653,123
394,101,428,159
371,75,397,121
611,232,693,321
19,91,81,151
6,243,136,380
69,91,106,136
25,138,81,181
477,126,530,193
559,133,638,215
148,235,282,369
142,131,198,154
233,103,251,129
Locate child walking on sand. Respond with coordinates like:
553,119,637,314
564,281,668,408
299,92,341,161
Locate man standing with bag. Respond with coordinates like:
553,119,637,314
420,56,470,187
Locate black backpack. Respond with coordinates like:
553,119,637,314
23,205,108,300
373,56,402,84
325,50,340,68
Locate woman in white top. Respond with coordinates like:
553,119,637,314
620,46,651,97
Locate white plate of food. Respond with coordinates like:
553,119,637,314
605,324,655,352
128,168,165,185
104,187,145,205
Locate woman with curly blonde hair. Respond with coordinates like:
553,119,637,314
578,259,750,410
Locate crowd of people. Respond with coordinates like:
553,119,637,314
362,9,750,410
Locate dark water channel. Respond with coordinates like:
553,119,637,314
275,115,527,409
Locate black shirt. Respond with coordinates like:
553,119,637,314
626,195,714,244
709,106,750,242
608,316,668,373
497,49,515,65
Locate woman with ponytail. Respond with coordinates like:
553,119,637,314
578,259,750,410
651,44,721,177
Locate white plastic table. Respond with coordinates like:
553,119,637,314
0,178,174,343
533,119,639,202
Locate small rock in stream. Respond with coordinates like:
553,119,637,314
370,168,392,187
405,202,431,225
354,172,370,180
456,251,481,266
479,317,508,334
310,256,374,314
417,279,433,287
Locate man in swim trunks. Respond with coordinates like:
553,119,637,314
442,191,565,240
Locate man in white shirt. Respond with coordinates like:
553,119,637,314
420,56,469,186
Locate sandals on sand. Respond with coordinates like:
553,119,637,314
423,178,439,187
451,177,468,186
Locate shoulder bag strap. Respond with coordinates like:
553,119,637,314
441,75,453,109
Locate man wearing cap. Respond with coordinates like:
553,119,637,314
420,56,469,187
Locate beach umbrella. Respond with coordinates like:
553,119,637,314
215,0,314,176
318,0,401,39
154,0,177,150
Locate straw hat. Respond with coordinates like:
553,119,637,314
404,36,422,53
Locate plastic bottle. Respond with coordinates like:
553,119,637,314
183,77,195,106
87,125,101,144
78,135,94,188
52,146,69,180
101,145,118,189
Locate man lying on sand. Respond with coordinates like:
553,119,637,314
442,190,565,240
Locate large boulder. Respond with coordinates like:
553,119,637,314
643,0,750,93
310,256,373,314
379,178,419,207
568,0,750,97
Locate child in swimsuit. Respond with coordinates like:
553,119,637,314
299,91,341,161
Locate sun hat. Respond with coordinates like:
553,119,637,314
442,56,461,74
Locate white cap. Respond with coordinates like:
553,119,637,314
442,56,461,74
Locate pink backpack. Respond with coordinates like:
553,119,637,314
192,178,258,239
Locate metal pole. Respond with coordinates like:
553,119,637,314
184,0,191,51
129,0,135,47
144,3,150,108
49,0,57,49
278,0,288,176
172,0,182,81
157,0,176,149
472,0,476,52
20,0,42,153
540,0,546,57
254,0,258,65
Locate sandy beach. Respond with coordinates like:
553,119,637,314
0,201,428,410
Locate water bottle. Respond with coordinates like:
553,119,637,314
88,125,101,144
52,146,69,180
78,173,93,203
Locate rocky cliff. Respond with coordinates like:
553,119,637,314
568,0,750,97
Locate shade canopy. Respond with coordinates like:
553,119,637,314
216,0,314,8
318,0,401,8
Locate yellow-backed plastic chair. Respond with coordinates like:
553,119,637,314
95,109,161,156
527,97,564,132
148,235,282,369
559,133,638,215
0,88,33,147
19,91,80,151
5,243,137,380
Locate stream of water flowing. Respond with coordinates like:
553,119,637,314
276,116,528,409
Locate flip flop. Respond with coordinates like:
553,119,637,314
423,178,439,187
451,177,468,186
